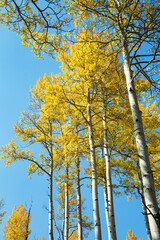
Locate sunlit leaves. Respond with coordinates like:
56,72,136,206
0,140,33,167
68,230,78,240
0,0,70,58
2,204,31,240
126,229,143,240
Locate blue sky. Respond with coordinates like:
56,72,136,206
0,26,148,239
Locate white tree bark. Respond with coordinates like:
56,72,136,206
103,179,110,239
87,89,102,240
103,109,117,240
64,166,69,240
121,33,160,240
49,170,54,240
139,169,152,240
76,156,83,240
49,123,54,240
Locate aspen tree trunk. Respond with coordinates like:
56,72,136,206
49,123,54,240
101,147,110,236
62,219,65,240
64,165,69,240
49,170,54,240
25,206,31,240
76,155,83,240
103,179,110,239
87,89,102,240
139,169,152,240
142,203,152,240
53,204,61,240
121,32,160,240
103,109,117,240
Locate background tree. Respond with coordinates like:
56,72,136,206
0,75,68,240
2,204,31,240
53,114,93,240
0,73,93,240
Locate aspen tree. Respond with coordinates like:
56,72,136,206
58,45,103,240
39,78,92,240
75,138,83,240
87,89,102,240
62,122,86,240
64,161,69,240
57,31,120,239
1,1,160,234
68,1,160,239
113,101,160,239
58,29,160,240
1,10,160,234
76,153,83,240
139,169,152,240
55,166,83,240
102,106,117,240
64,120,93,240
0,75,69,240
3,204,31,240
63,166,69,240
56,171,83,239
50,75,101,239
57,30,129,239
114,101,160,195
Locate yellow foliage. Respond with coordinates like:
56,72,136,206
3,204,31,240
0,0,66,58
69,230,78,240
126,229,143,240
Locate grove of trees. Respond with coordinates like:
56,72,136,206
0,0,160,239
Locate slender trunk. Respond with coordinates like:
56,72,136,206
62,217,65,240
103,179,110,239
103,109,117,240
139,169,152,240
64,165,69,240
25,206,31,240
49,171,54,240
49,123,54,240
121,32,160,239
87,89,102,240
76,155,83,240
53,205,62,240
